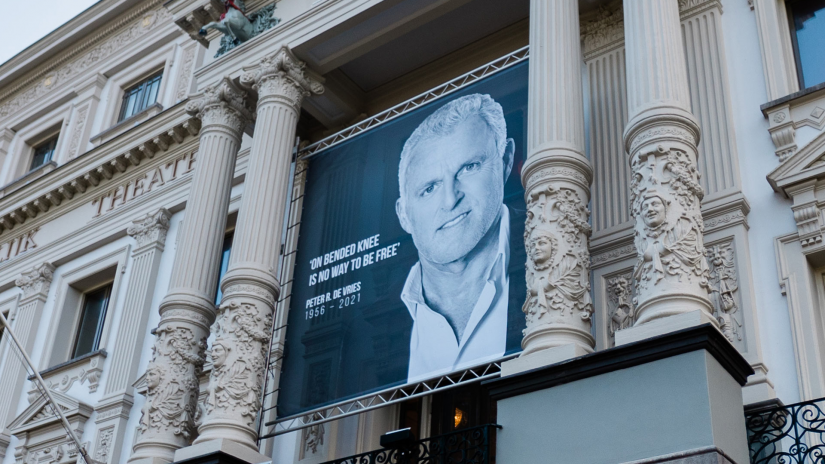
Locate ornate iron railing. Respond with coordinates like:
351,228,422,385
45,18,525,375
746,398,825,463
321,424,501,464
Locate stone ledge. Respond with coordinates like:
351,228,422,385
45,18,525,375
621,446,736,464
484,323,753,401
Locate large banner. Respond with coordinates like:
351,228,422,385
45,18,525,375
277,61,528,419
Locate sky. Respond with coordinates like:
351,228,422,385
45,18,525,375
0,0,100,66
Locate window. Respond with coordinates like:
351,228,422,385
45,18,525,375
30,135,58,171
789,0,825,88
118,71,163,122
71,284,112,359
214,233,234,305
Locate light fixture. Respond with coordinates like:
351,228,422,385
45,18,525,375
454,407,464,428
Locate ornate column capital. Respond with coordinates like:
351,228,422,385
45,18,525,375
240,46,324,112
127,209,172,250
15,263,55,300
185,77,253,136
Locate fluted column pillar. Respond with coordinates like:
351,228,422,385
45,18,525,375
622,0,714,328
0,263,54,456
192,47,323,451
518,0,594,360
128,78,251,464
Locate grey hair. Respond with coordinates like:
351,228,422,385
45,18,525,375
397,94,507,201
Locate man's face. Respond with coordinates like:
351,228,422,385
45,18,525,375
642,196,666,229
397,116,513,264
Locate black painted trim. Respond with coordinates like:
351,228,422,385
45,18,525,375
172,451,251,464
483,324,753,401
761,81,825,115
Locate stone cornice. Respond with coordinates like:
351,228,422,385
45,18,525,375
0,103,200,239
0,0,172,124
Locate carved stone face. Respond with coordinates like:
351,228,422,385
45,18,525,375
211,343,228,368
641,196,666,229
146,368,161,390
721,293,735,311
396,115,512,264
530,233,555,267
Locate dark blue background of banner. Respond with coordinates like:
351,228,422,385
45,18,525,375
277,61,528,419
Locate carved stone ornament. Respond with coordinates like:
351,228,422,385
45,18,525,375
705,242,742,343
203,299,272,427
607,273,635,341
240,46,324,112
302,421,324,455
581,6,624,58
135,325,206,441
127,208,172,249
93,426,114,464
15,263,55,299
629,143,711,322
185,77,252,135
523,186,593,329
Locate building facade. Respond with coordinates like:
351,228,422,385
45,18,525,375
0,0,820,463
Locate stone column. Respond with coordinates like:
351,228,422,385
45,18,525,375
193,47,323,451
95,209,171,464
622,0,713,329
515,0,594,365
0,263,54,457
128,78,251,464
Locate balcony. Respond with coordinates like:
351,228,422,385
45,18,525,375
322,424,500,464
746,397,825,463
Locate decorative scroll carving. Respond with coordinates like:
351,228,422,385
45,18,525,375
523,186,593,327
127,209,171,249
240,46,324,113
607,274,635,342
185,77,252,135
705,242,742,343
136,325,206,440
15,263,55,299
203,300,272,427
630,146,709,297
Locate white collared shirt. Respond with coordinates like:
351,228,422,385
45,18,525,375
401,206,510,383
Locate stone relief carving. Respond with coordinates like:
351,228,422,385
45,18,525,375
581,6,624,58
15,263,55,299
630,147,709,297
127,209,172,248
0,7,171,121
203,300,272,427
175,46,197,102
93,426,114,464
523,186,593,328
607,274,635,342
301,421,324,456
136,325,206,440
705,242,742,343
67,107,89,159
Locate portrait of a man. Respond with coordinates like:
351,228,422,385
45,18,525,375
395,93,515,382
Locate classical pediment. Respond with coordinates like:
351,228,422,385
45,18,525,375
8,390,92,435
768,130,825,196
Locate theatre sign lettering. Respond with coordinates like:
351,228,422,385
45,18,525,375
91,151,197,218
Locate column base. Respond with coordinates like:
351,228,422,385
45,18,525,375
616,310,718,346
485,324,753,464
502,343,588,377
173,439,269,464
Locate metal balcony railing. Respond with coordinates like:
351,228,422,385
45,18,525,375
321,424,501,464
746,398,825,463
